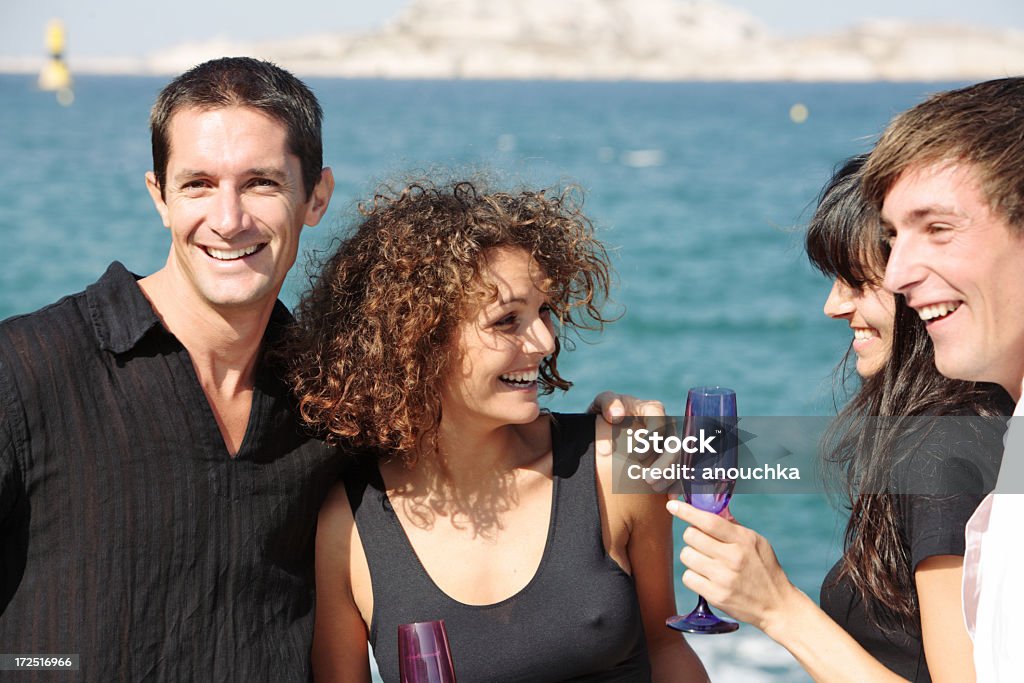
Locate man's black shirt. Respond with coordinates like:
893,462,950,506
0,262,342,681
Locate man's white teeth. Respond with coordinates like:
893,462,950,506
500,370,539,384
918,302,961,321
853,328,876,341
206,244,262,261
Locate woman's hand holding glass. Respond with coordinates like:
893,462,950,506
666,500,803,635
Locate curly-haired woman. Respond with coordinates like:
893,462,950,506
287,180,709,682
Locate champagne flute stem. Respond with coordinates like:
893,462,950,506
691,596,716,619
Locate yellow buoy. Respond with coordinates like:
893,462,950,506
789,103,809,124
39,19,73,99
45,19,66,56
39,60,72,92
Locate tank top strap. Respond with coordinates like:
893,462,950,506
550,412,597,481
548,409,598,479
547,413,606,562
344,458,441,646
342,456,393,543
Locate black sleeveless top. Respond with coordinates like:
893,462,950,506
344,413,652,682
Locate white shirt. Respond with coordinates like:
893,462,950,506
963,404,1024,681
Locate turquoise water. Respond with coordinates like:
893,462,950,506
0,75,959,680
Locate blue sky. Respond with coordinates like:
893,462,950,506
3,0,1022,58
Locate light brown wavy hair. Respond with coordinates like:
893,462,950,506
862,77,1024,231
286,179,613,463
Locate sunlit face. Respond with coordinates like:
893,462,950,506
823,278,896,378
146,106,332,316
882,162,1024,396
441,247,557,428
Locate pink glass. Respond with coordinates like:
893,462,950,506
398,620,457,683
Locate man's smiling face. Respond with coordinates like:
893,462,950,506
146,105,328,316
882,161,1024,397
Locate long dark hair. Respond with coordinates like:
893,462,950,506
806,155,1010,630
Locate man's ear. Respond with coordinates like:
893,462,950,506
145,171,171,228
304,167,335,227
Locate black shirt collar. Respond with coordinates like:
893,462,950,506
84,261,295,355
85,261,162,354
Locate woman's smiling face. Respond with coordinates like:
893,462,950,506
441,247,557,427
823,278,896,378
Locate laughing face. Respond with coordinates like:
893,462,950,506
146,105,331,316
823,278,895,378
882,161,1024,396
441,247,557,428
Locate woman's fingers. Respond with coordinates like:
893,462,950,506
667,499,738,541
679,535,744,585
680,567,716,598
587,391,667,423
679,559,742,615
680,523,728,559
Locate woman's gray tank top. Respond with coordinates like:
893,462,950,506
343,413,652,682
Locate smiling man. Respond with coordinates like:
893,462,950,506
862,77,1024,681
0,57,652,679
0,57,339,680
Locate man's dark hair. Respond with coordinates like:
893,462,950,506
150,57,323,199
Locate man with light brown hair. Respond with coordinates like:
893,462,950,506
863,76,1024,681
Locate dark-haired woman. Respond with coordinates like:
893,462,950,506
668,156,1010,682
289,181,709,682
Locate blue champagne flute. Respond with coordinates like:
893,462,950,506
665,386,740,635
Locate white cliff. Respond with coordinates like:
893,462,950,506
4,0,1023,81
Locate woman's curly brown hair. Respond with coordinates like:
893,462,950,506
286,179,613,463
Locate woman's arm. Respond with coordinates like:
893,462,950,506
917,555,975,683
628,493,710,682
668,500,929,683
311,484,373,683
594,417,709,682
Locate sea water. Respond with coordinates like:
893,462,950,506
0,75,963,681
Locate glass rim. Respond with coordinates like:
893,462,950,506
688,385,735,396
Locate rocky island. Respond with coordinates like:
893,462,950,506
6,0,1024,80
